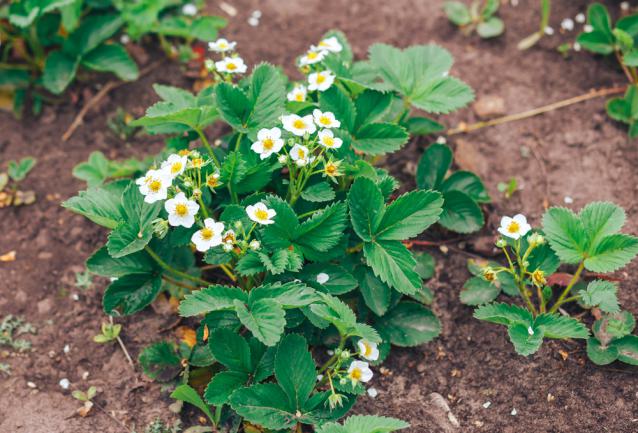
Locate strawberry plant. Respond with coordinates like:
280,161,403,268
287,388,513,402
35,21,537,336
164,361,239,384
444,0,504,39
64,31,474,431
576,3,638,136
0,0,225,115
461,203,638,364
416,143,489,233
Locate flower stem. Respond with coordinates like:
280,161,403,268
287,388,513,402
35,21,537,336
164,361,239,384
144,246,212,287
549,262,585,313
196,129,220,167
319,335,346,374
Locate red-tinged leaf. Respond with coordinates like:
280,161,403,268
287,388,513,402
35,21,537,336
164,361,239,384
546,272,573,287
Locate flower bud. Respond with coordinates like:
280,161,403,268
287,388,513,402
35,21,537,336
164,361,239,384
249,240,261,251
482,267,497,282
531,269,546,287
340,350,350,359
278,154,288,164
495,238,507,248
222,243,234,252
152,218,169,239
328,393,344,409
527,232,545,248
234,220,243,230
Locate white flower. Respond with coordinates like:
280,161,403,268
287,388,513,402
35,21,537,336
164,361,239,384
497,214,532,240
299,47,328,66
367,387,378,398
246,202,276,225
165,192,199,228
281,114,316,136
317,129,343,149
290,144,314,166
278,154,288,164
208,38,236,52
204,59,214,70
191,218,224,252
161,154,188,179
573,42,581,52
249,240,261,250
561,18,574,31
621,2,630,11
182,3,197,16
317,36,343,53
251,127,284,159
222,229,236,245
287,85,307,102
137,169,171,203
215,56,247,74
357,339,379,361
347,360,373,383
120,34,130,44
316,272,330,284
312,109,340,128
308,70,335,92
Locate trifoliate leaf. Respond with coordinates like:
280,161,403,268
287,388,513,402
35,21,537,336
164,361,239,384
179,285,247,317
578,280,620,313
295,202,348,253
208,328,252,372
376,301,440,346
62,179,127,229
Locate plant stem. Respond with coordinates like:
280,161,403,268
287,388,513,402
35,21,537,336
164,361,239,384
549,261,585,313
196,129,220,166
219,263,237,282
109,317,134,369
162,275,198,291
144,246,212,286
447,86,627,135
319,335,346,374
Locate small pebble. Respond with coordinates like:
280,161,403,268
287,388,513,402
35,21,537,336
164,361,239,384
63,344,70,354
27,381,37,389
564,196,574,204
120,34,130,44
71,293,80,301
251,10,262,18
621,2,630,11
584,24,594,33
439,245,449,254
367,387,379,398
436,136,447,144
544,26,555,35
82,371,90,380
483,401,491,409
561,18,574,31
575,13,586,23
327,350,334,356
59,378,70,390
510,0,519,6
511,408,518,416
247,16,259,27
573,42,581,52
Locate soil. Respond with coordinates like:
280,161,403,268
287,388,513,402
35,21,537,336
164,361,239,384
1,0,637,432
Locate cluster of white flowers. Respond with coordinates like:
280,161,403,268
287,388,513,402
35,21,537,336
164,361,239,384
137,152,277,254
286,36,342,100
207,37,247,74
250,109,344,173
346,339,379,385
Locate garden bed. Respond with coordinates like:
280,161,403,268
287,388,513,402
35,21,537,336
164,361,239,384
1,0,637,432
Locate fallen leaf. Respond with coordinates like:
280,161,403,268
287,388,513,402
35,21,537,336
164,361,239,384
176,326,197,348
0,251,16,262
558,350,569,361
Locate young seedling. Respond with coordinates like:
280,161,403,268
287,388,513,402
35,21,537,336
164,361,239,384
0,157,36,207
444,0,504,39
94,319,134,368
497,177,518,199
65,30,475,431
75,269,94,291
0,315,35,352
462,202,638,364
518,0,551,50
72,386,98,417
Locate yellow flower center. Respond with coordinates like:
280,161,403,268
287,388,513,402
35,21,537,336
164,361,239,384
178,149,191,156
191,158,204,168
323,136,335,147
171,162,183,174
255,209,269,221
507,221,520,233
223,232,235,243
362,343,373,357
262,138,274,150
316,74,326,84
149,179,162,192
320,116,331,125
175,203,188,217
325,164,337,175
201,227,214,240
207,176,219,187
297,149,306,159
293,119,306,129
226,62,237,70
219,42,228,49
308,51,318,60
319,41,328,48
295,93,304,102
350,368,362,380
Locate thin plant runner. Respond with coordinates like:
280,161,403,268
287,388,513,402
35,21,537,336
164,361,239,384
461,203,638,364
65,30,477,432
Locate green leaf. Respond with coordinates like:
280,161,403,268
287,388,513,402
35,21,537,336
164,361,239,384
354,90,392,129
534,314,589,339
416,143,452,190
364,240,421,294
81,43,139,81
358,267,392,316
275,334,316,409
106,183,161,258
301,181,336,202
179,286,247,317
208,328,252,372
235,299,286,346
7,157,36,181
578,280,620,313
414,252,435,280
584,234,638,273
342,415,410,433
348,177,385,242
229,383,296,430
375,190,443,240
205,370,249,405
295,202,348,253
440,171,490,203
86,246,156,277
42,50,78,94
444,1,472,26
614,335,638,365
473,302,533,326
62,180,127,229
65,13,123,56
171,384,214,424
587,3,613,38
439,190,484,234
376,302,440,346
249,282,318,308
319,85,356,132
411,77,474,114
460,277,500,306
580,202,626,246
476,17,504,38
138,341,181,382
103,273,161,316
406,116,445,136
300,263,358,295
587,337,619,365
507,323,544,356
351,123,409,155
72,151,111,187
542,207,588,264
576,31,614,54
215,83,251,132
246,63,286,132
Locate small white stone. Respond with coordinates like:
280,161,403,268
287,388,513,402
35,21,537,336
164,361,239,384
584,24,594,33
182,3,197,16
367,387,379,398
316,374,324,381
251,10,262,18
575,13,586,23
483,401,491,409
436,136,447,144
573,42,581,52
326,350,335,356
316,272,330,284
621,2,630,11
544,26,555,35
27,381,37,389
511,408,518,416
71,293,80,301
564,196,574,204
561,18,574,31
247,16,260,27
510,0,519,6
120,34,130,45
63,344,70,354
82,371,90,380
59,378,70,390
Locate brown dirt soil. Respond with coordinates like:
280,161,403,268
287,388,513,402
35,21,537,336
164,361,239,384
1,0,637,432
